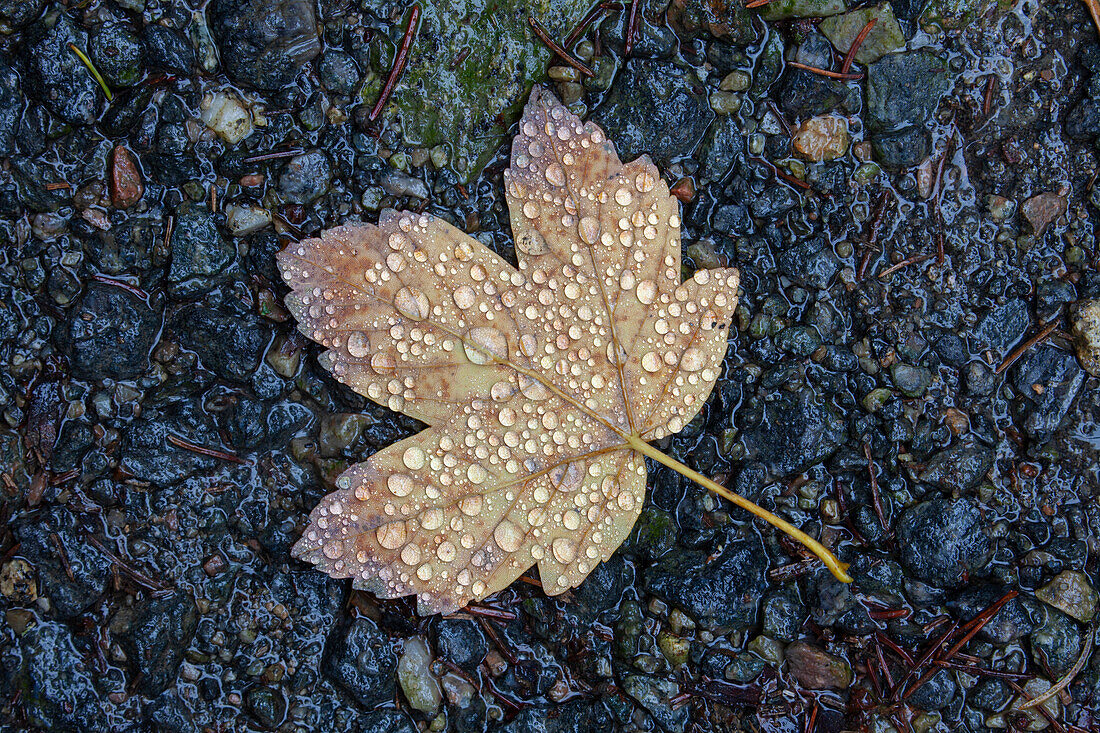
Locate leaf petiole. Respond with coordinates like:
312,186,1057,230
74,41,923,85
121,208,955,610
625,435,853,583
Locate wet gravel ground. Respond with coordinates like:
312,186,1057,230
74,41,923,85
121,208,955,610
1,0,1099,731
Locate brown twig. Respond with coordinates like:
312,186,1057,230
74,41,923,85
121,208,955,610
464,605,518,621
932,660,1030,680
894,621,958,699
745,0,780,8
878,252,934,279
863,442,888,533
1018,624,1095,709
840,18,877,75
166,433,248,465
91,273,149,301
931,136,955,264
904,591,1018,700
995,318,1061,374
241,149,304,164
786,61,863,81
624,0,641,56
369,5,420,123
859,191,890,280
84,534,174,597
478,617,520,666
528,17,594,77
50,532,75,581
983,74,997,116
564,3,622,49
877,632,915,666
1007,680,1068,733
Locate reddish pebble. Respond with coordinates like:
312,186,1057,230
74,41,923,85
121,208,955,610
670,177,695,203
240,173,264,187
202,554,227,576
109,144,144,208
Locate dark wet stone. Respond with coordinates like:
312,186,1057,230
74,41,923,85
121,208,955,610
121,399,221,484
10,622,109,732
1036,278,1077,322
712,202,754,236
0,57,20,157
975,298,1030,354
621,675,687,732
168,210,235,295
319,50,359,95
500,698,617,733
866,51,951,130
144,692,196,733
777,235,839,288
751,186,799,219
667,0,758,45
323,617,397,707
1011,344,1086,442
172,301,271,382
969,677,1012,711
279,150,334,204
645,534,768,629
356,710,417,733
16,507,111,619
227,397,311,451
890,362,932,397
90,22,145,87
871,124,932,169
113,591,199,695
0,0,44,26
964,361,998,396
64,284,161,381
1066,96,1100,142
740,388,845,478
785,642,852,689
245,685,287,730
775,326,821,357
209,0,321,90
896,498,992,588
948,585,1041,643
1030,607,1081,676
761,586,806,642
699,116,742,182
23,13,99,124
916,441,995,491
572,553,629,622
591,59,713,166
907,667,957,710
433,618,487,673
50,420,93,473
100,84,156,138
143,25,195,75
778,71,846,119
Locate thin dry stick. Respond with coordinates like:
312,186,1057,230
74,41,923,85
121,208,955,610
528,17,594,77
995,318,1061,374
369,5,420,123
840,18,877,75
878,252,933,279
786,60,863,81
1019,624,1095,709
624,0,641,56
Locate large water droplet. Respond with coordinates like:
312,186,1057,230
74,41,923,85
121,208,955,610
388,474,415,496
552,537,576,563
401,544,421,565
681,347,705,372
636,280,657,305
494,521,523,553
394,287,430,321
518,374,550,400
545,163,565,187
453,285,476,310
371,352,396,374
402,447,427,471
459,495,483,516
376,521,407,549
463,327,508,365
578,216,599,245
348,332,369,358
641,352,661,373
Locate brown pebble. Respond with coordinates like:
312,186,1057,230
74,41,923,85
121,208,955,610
1020,191,1067,236
202,554,227,576
109,145,144,209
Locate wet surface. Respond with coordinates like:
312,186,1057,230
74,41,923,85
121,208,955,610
0,0,1098,731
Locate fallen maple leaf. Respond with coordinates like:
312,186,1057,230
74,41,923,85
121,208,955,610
279,88,850,614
